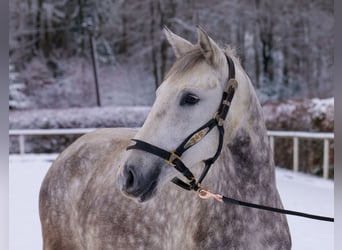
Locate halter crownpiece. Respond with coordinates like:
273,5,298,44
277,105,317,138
127,54,237,192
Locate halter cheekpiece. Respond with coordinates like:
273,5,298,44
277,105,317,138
126,55,237,192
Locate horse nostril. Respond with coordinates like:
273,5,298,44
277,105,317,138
119,162,161,200
122,164,137,192
126,169,134,189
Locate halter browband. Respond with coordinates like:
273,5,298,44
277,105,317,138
126,55,238,192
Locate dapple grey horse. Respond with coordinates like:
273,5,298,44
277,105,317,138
39,27,291,249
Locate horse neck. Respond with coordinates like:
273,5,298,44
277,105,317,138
207,63,277,204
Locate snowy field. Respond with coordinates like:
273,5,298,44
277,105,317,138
9,154,334,250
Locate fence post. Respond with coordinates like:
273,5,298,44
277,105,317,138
269,136,274,156
293,137,299,172
323,139,330,179
19,135,25,155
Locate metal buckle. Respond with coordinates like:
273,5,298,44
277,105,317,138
214,113,224,126
166,151,181,166
227,78,238,91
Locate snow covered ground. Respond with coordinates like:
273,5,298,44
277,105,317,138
9,154,334,250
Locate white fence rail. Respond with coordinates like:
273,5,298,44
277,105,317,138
9,129,334,179
9,128,96,156
267,131,334,179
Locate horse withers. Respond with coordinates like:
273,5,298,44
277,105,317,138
39,27,291,249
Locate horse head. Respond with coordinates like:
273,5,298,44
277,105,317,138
118,27,244,202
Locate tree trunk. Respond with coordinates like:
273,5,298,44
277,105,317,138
35,0,43,53
149,0,159,89
78,0,86,57
261,31,273,84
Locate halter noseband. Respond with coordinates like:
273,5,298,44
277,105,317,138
126,55,238,192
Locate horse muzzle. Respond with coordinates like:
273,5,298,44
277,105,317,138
117,161,161,202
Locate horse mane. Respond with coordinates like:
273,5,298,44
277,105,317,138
165,44,239,81
223,45,239,61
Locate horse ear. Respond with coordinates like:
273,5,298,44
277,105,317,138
163,26,194,58
197,26,221,67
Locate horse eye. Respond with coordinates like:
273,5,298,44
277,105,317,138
180,93,200,106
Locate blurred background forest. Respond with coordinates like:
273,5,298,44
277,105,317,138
9,0,333,109
9,0,334,176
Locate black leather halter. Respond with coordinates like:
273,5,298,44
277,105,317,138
126,55,237,192
125,55,335,223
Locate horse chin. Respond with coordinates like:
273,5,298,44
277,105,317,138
121,180,158,203
137,180,158,202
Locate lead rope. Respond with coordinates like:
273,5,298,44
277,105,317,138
198,189,334,222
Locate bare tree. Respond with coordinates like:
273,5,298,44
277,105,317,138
9,0,333,108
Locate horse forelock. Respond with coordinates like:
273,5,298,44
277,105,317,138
163,44,241,89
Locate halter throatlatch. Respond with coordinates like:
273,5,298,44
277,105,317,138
126,55,237,192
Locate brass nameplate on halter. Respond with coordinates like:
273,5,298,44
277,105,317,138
184,127,210,149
